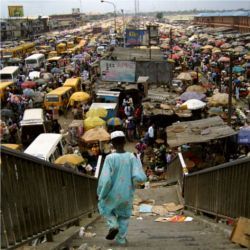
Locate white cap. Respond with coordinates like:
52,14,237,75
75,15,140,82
111,130,125,140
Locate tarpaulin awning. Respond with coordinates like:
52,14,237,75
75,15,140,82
166,116,236,148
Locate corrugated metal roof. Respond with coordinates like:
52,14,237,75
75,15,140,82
166,116,237,148
196,11,250,17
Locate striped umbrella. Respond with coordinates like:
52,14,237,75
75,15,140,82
107,117,122,126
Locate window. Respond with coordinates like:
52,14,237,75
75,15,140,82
46,95,59,102
26,59,38,64
0,74,12,80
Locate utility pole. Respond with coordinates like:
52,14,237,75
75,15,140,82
169,28,172,58
121,9,126,48
228,54,233,126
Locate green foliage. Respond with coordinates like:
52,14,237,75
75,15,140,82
156,12,163,19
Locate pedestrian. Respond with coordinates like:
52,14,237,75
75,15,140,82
52,120,61,133
135,139,147,163
97,131,147,245
147,123,155,147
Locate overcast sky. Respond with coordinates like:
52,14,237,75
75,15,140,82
1,0,250,18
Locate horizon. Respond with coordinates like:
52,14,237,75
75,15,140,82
1,0,250,18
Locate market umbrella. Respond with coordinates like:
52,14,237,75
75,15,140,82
220,43,231,49
181,99,206,110
1,108,14,118
233,46,245,53
244,54,250,60
212,48,221,54
160,44,169,49
81,127,110,142
233,66,245,74
86,108,108,118
189,71,202,79
179,91,206,101
208,93,236,107
172,45,182,51
167,59,175,63
169,54,180,60
202,45,213,50
177,72,192,81
23,88,35,97
186,85,206,93
28,71,40,80
21,81,37,89
42,73,53,80
73,54,84,60
218,56,230,63
68,92,90,105
107,117,122,126
83,117,106,131
35,78,47,85
51,67,62,74
55,154,85,166
232,41,244,47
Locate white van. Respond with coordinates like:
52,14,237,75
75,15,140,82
25,53,45,70
96,46,106,55
20,108,47,147
24,133,66,162
0,66,19,83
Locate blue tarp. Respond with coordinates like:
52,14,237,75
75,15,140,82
238,127,250,145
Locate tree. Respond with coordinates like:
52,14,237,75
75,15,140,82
156,12,163,19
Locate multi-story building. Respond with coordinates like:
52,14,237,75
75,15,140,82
194,11,250,33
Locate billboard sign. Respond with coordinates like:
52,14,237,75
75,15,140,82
100,60,136,82
72,8,80,14
125,29,148,46
8,5,24,17
93,27,102,34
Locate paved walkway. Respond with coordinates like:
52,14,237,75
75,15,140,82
71,177,242,250
72,215,242,250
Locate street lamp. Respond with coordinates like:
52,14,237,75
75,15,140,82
101,0,117,34
121,9,126,47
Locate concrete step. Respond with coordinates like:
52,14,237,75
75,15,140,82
71,216,242,250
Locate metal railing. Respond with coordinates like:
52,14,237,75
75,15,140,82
184,157,250,220
166,156,184,188
1,146,98,250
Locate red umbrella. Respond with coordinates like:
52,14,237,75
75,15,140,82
218,56,230,63
21,81,37,89
173,45,182,51
169,54,180,60
215,40,224,47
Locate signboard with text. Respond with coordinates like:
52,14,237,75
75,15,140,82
8,5,24,17
125,29,148,46
72,8,80,14
100,60,136,82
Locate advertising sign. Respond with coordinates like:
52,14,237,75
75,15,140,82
125,29,148,46
92,27,102,34
100,60,136,82
72,8,80,14
8,5,24,17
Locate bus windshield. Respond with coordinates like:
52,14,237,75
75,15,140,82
0,74,12,80
46,95,59,102
26,59,37,64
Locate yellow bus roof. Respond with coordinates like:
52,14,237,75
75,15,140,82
57,43,66,47
64,78,80,87
47,56,62,61
0,82,14,89
2,144,21,150
47,87,72,96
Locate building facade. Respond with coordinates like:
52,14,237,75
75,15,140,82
194,11,250,33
